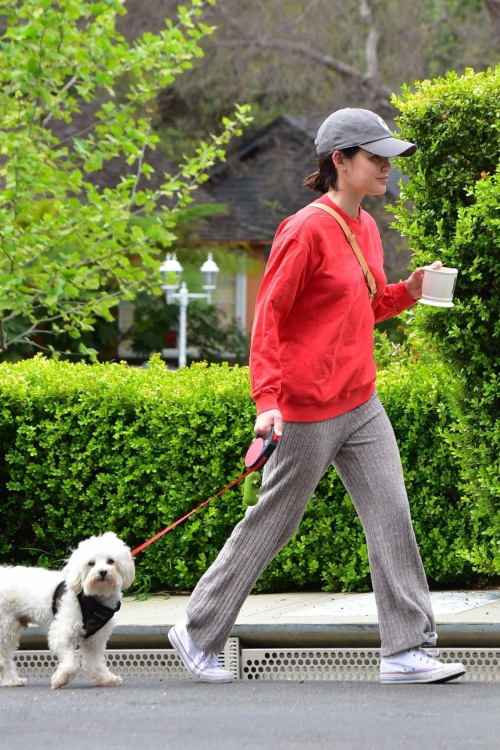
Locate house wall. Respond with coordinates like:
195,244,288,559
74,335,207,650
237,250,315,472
246,244,267,336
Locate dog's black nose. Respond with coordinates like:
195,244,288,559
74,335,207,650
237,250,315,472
98,570,107,580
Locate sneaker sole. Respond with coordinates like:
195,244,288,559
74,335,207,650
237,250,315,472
168,625,235,684
380,665,466,684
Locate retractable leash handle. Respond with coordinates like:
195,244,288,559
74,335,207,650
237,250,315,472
244,427,281,470
130,429,281,556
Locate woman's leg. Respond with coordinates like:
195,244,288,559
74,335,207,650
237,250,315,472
331,394,436,657
186,418,342,654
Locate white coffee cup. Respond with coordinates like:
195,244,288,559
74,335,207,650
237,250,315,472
420,265,458,308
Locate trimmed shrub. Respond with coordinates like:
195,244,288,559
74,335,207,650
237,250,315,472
392,66,500,573
0,354,483,593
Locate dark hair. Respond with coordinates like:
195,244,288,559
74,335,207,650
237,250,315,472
303,147,360,192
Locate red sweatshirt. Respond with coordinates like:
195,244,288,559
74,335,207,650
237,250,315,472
250,193,416,422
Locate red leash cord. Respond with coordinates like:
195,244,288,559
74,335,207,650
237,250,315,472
131,456,267,557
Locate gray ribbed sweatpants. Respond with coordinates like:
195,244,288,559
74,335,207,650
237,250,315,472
186,392,436,657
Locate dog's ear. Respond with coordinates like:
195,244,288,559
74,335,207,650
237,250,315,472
62,554,84,593
119,552,135,590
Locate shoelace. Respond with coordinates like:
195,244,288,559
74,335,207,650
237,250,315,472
409,647,439,662
381,647,442,674
400,648,441,672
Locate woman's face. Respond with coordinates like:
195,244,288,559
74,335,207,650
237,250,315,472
335,148,392,196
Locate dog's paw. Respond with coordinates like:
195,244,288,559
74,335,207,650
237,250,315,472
1,677,26,688
51,673,70,690
94,673,122,687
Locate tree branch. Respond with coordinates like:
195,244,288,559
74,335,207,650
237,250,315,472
128,142,147,210
273,0,327,35
484,0,500,41
359,0,381,83
217,35,393,114
14,338,94,358
3,287,136,350
42,75,78,127
1,236,15,274
218,36,366,85
213,0,394,115
1,291,43,325
0,319,6,353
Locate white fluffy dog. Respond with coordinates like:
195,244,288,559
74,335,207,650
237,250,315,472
0,532,135,689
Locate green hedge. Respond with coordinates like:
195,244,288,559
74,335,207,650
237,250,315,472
392,66,500,574
0,353,486,592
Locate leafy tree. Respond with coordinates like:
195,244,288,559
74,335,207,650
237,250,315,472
0,0,251,359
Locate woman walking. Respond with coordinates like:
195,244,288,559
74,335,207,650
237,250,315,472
169,108,465,684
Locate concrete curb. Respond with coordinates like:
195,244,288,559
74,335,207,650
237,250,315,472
19,591,500,650
20,622,500,650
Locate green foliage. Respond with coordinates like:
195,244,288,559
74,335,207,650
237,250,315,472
0,0,251,359
0,354,486,593
392,66,500,573
1,201,255,364
124,291,249,364
185,304,249,364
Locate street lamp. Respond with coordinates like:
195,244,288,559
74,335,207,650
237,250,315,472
199,253,219,294
159,252,220,369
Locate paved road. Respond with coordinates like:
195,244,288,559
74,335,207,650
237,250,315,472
1,678,499,750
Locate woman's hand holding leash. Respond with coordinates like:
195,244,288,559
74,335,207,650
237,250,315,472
254,408,283,438
405,260,442,301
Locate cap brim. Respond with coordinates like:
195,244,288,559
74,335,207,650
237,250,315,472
360,137,417,157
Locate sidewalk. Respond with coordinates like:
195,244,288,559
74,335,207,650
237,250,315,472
20,589,500,649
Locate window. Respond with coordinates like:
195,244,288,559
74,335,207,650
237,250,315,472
213,271,247,335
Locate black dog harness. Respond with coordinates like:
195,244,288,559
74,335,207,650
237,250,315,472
52,581,121,639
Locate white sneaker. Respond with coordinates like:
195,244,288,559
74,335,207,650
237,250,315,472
168,619,235,683
380,647,465,684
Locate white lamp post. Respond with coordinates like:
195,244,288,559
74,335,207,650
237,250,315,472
159,252,220,369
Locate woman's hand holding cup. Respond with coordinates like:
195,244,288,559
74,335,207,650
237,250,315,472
405,261,443,301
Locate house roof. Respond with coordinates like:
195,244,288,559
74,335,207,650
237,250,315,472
280,114,325,141
200,115,320,243
50,104,403,247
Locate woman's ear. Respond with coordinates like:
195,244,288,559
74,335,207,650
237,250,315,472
332,150,344,170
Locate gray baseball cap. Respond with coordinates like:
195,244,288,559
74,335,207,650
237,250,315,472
315,108,416,157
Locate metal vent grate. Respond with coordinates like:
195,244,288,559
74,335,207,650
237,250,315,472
15,646,500,682
224,636,241,678
240,648,500,681
15,639,240,680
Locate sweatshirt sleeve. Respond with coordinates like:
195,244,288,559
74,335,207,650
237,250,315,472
372,280,416,323
250,235,314,414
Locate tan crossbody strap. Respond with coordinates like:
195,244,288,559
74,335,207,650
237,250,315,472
309,202,377,301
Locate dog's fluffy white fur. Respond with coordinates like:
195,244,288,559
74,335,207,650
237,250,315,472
0,532,135,689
